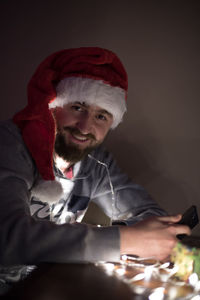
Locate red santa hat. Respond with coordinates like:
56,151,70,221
13,47,128,182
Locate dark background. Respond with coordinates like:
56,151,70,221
0,0,200,233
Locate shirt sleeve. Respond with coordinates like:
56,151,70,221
88,148,167,225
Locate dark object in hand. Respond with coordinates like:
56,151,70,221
177,205,199,240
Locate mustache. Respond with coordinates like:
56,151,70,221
63,126,96,141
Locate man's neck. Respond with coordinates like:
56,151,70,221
54,154,72,174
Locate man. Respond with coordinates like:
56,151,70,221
0,47,190,291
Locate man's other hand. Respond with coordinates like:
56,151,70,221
120,215,191,261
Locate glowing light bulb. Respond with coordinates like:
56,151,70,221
189,273,198,286
149,287,165,300
121,254,127,261
115,268,126,276
144,266,154,281
103,263,115,275
159,262,170,269
191,296,200,300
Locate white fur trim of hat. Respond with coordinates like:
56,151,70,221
49,77,127,129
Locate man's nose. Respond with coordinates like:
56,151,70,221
76,114,93,134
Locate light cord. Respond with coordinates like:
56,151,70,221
88,154,115,226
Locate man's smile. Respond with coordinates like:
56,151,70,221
63,127,96,146
71,131,89,142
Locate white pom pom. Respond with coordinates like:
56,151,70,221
31,179,64,204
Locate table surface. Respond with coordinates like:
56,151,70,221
2,263,146,300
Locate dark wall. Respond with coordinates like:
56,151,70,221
0,0,200,233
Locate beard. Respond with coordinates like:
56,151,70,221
54,128,100,164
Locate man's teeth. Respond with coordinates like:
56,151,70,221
72,133,88,141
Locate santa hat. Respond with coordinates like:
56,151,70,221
13,47,128,182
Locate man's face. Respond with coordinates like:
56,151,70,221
52,102,113,163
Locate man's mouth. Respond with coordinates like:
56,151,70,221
64,127,96,144
71,132,89,142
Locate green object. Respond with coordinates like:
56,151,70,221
171,239,200,281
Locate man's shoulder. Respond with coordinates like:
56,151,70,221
0,119,21,139
0,119,26,149
0,119,37,187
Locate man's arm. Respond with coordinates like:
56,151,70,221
0,175,121,265
87,147,167,224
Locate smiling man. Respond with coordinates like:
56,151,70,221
53,102,113,165
0,47,190,293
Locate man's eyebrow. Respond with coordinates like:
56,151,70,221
74,101,89,108
98,109,113,118
74,101,86,106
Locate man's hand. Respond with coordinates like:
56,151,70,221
120,215,191,261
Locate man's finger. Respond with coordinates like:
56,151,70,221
157,214,182,223
175,224,191,236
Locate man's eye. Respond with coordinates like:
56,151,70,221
71,105,83,112
96,114,107,121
